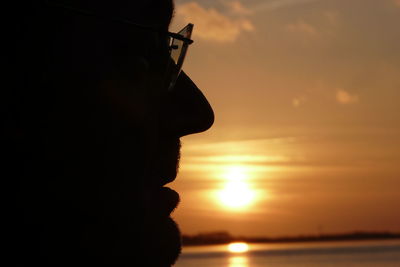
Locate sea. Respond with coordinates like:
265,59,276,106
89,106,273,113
174,239,400,266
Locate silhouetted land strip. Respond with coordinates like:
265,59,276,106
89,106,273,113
182,231,400,246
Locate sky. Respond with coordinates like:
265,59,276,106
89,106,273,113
169,0,400,237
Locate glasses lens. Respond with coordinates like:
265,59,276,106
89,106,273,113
170,39,184,66
171,24,193,66
168,24,193,90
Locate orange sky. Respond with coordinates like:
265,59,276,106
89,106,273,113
169,0,400,237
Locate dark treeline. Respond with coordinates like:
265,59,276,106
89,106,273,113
182,231,400,246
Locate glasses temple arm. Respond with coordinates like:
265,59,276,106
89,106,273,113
167,32,194,44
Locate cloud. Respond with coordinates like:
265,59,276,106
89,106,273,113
336,89,359,104
394,0,400,7
252,0,319,12
324,11,339,26
292,96,307,108
224,0,252,15
175,2,254,42
188,155,289,164
287,20,317,35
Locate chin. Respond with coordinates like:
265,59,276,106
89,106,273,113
139,188,182,265
77,210,181,266
115,186,182,266
111,216,182,266
141,217,182,266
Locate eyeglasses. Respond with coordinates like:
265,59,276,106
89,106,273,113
44,1,194,91
166,23,194,91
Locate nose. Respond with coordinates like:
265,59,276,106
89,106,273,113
162,71,214,137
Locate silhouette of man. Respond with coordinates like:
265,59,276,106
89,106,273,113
6,1,213,266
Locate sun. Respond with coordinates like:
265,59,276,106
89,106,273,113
217,165,257,209
218,181,255,208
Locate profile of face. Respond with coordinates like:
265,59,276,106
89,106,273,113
11,1,213,266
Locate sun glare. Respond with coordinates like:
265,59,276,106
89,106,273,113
217,165,257,209
228,242,249,253
222,165,248,180
218,181,255,208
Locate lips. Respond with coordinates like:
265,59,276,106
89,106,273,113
145,187,180,218
159,187,180,215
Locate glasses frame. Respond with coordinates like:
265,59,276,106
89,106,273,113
44,1,194,91
166,23,194,91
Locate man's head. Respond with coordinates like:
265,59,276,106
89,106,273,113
7,1,214,265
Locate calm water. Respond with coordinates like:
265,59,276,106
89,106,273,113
175,240,400,266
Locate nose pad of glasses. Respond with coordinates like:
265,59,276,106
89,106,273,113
163,71,214,137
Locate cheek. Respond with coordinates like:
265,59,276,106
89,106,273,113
94,75,163,179
98,58,154,120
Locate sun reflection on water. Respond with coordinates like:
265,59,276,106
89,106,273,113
229,255,249,267
227,242,249,267
228,242,249,253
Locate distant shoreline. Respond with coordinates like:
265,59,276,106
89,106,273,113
182,231,400,246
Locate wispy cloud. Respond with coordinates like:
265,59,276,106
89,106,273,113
286,20,318,35
324,11,340,26
251,0,319,13
336,89,359,104
188,155,289,163
224,0,253,15
175,2,254,43
292,96,307,108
